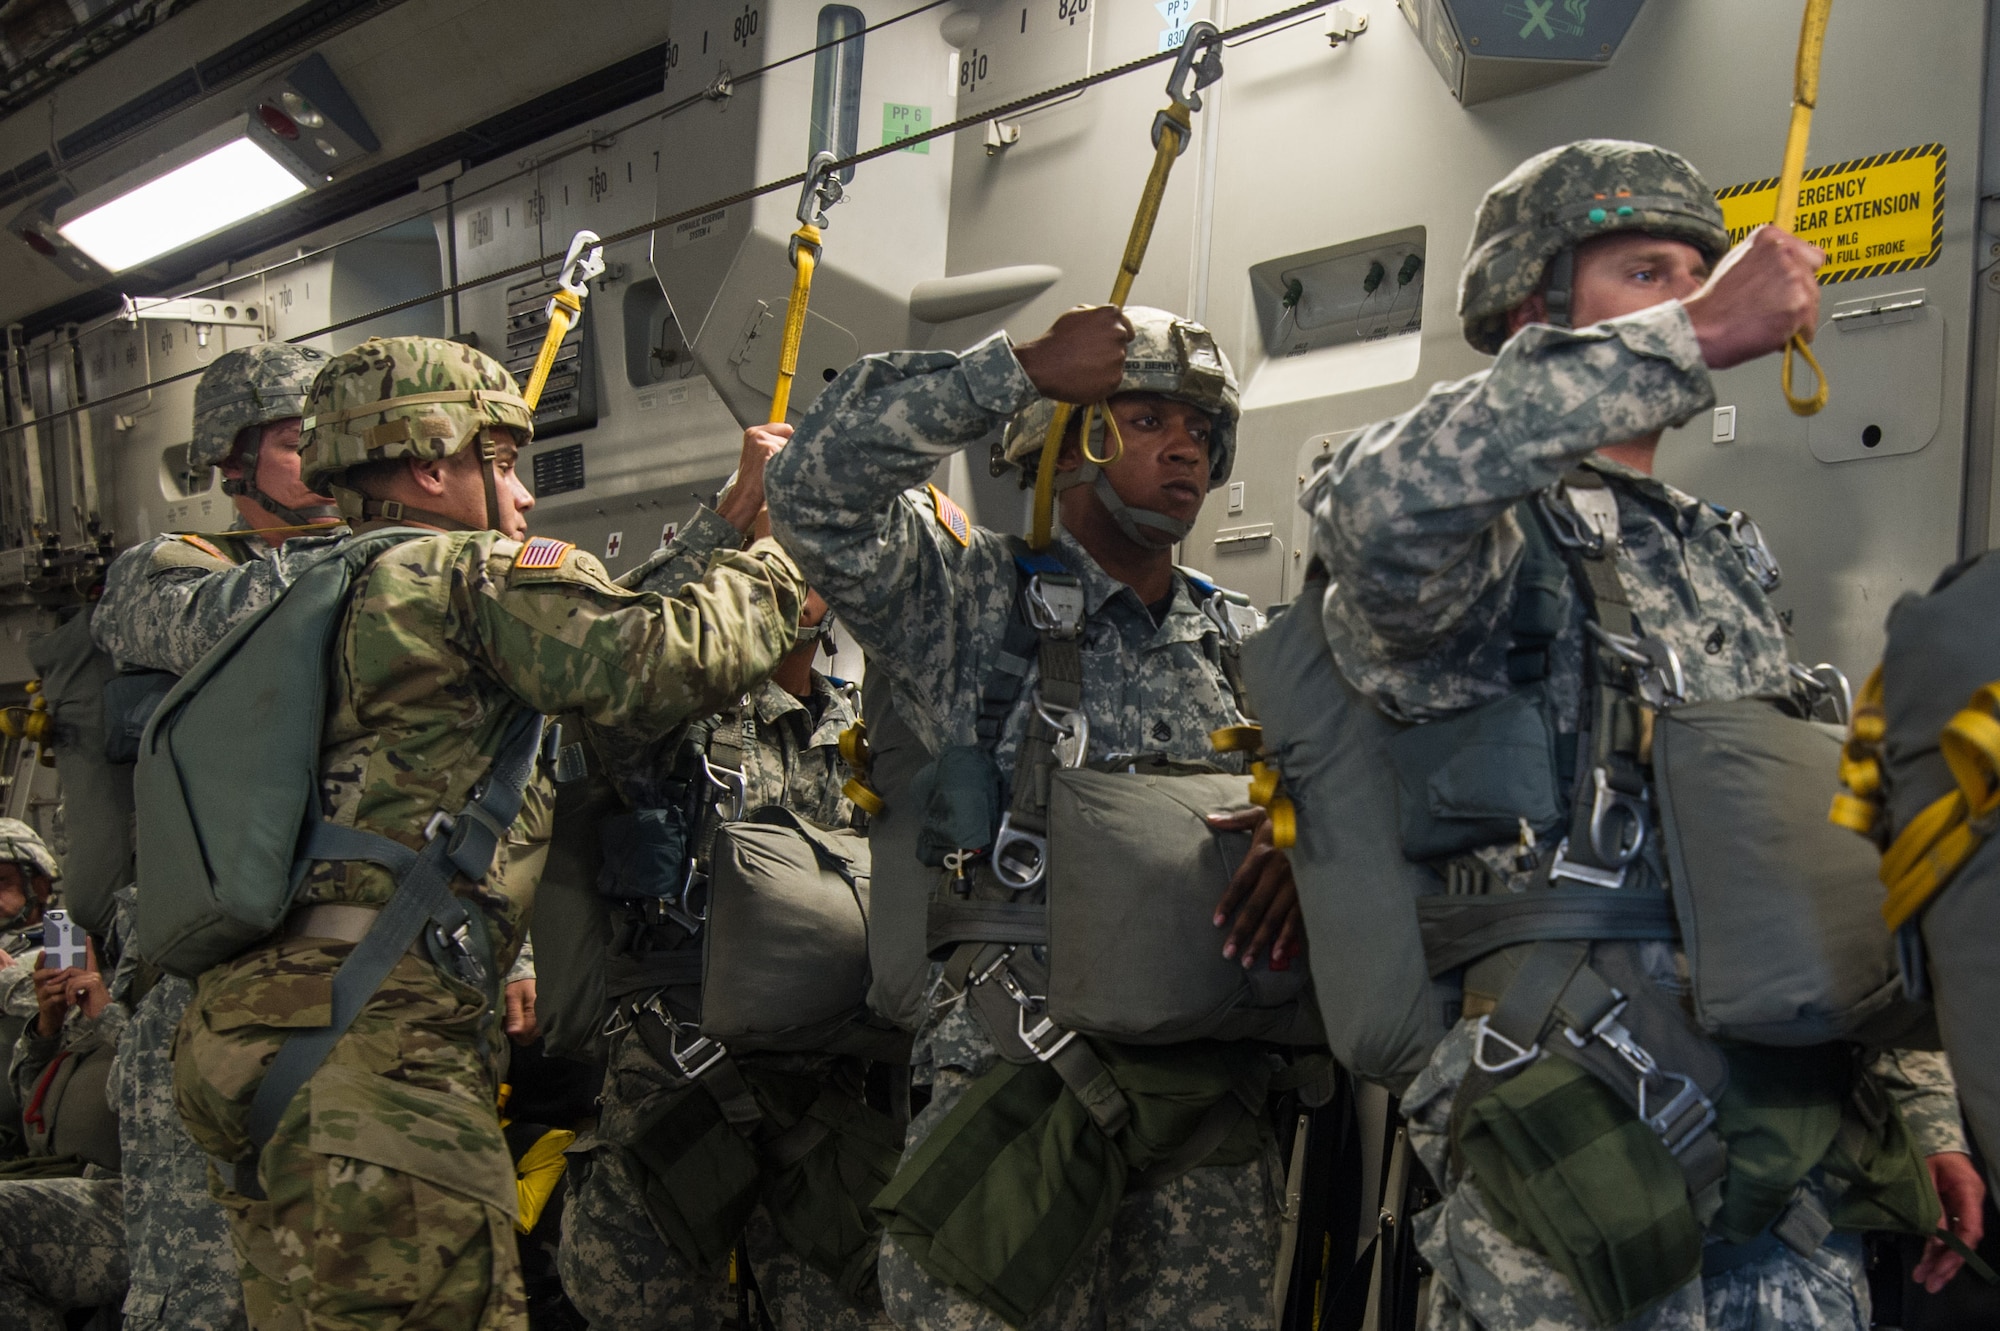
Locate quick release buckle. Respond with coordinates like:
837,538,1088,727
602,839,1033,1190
699,757,748,823
1587,767,1648,867
1034,697,1090,769
1023,573,1086,639
1200,594,1263,647
1471,1015,1540,1074
996,965,1075,1062
668,1029,731,1082
1548,836,1628,890
1586,622,1686,709
1725,511,1783,592
1565,997,1716,1156
662,856,709,935
990,814,1049,891
1789,662,1853,727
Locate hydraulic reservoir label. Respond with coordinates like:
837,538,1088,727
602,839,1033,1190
1716,144,1944,284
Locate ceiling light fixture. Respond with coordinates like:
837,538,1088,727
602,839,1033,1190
55,127,310,273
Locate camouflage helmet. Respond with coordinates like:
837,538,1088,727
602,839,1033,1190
299,336,534,495
996,307,1241,489
0,818,58,883
188,342,331,469
1459,139,1730,354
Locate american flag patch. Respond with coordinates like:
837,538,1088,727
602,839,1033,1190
513,536,574,570
928,484,971,548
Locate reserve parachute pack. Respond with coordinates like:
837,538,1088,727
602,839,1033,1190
1831,549,2000,1190
903,542,1320,1132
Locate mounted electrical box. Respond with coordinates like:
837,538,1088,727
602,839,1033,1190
1396,0,1648,104
505,271,598,439
649,0,953,428
1244,227,1426,410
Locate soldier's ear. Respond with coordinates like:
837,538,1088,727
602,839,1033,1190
407,455,450,495
1508,293,1548,336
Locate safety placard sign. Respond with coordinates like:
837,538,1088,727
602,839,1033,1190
1715,144,1944,284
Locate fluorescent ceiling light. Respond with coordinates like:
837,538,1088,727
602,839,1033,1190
57,136,308,273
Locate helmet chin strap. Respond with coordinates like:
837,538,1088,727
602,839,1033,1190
221,454,340,527
1083,465,1193,547
1543,247,1576,330
478,434,504,532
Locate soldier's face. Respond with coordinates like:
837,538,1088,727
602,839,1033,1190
226,418,337,521
0,865,40,925
431,431,534,539
1565,232,1713,326
1085,392,1215,539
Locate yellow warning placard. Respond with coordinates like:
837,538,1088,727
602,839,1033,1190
1716,144,1944,284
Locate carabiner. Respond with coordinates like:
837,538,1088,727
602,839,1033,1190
795,149,844,230
557,230,606,300
1154,21,1223,154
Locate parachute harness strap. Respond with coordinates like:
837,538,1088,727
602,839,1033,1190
1773,0,1832,417
1211,724,1295,849
771,152,844,423
1029,22,1222,551
521,230,607,412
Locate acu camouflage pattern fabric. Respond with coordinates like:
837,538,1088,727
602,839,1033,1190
766,331,1277,1328
0,820,58,885
1458,140,1730,354
298,336,535,493
188,343,331,470
175,524,802,1329
0,1176,128,1331
1303,299,1966,1330
91,526,351,675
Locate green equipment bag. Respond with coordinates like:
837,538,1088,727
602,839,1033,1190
24,612,157,935
529,718,622,1064
133,529,422,978
859,665,937,1032
701,806,897,1057
1650,699,1929,1047
1235,582,1451,1091
1042,765,1324,1046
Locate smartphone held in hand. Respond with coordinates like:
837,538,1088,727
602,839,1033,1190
40,909,86,971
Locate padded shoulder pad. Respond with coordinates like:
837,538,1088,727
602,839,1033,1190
151,533,239,571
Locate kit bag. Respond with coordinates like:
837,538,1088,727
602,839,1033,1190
1235,582,1451,1091
1042,764,1323,1045
526,719,621,1064
700,806,890,1055
1651,699,1926,1047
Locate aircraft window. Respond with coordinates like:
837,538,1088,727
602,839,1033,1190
810,6,865,185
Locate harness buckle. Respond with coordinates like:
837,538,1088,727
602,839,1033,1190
668,1029,730,1082
1200,594,1263,647
1789,662,1853,727
1548,837,1628,890
1536,488,1606,557
1725,511,1784,592
1034,697,1090,768
1587,767,1648,867
663,857,709,935
996,968,1075,1060
1023,573,1086,639
1472,1015,1540,1074
1639,1071,1718,1156
699,758,748,823
990,814,1048,891
1585,622,1686,708
424,810,455,842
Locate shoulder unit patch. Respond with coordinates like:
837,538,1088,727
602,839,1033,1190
927,484,971,548
513,536,575,571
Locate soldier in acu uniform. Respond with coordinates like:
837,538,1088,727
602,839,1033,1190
560,421,890,1331
170,335,805,1331
1302,139,1981,1331
767,307,1303,1331
0,821,59,1159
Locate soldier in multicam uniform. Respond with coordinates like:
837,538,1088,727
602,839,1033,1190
0,821,60,1159
1301,139,1982,1331
766,307,1301,1331
170,335,805,1330
560,426,886,1331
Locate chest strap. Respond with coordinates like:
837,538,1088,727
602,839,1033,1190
234,708,546,1200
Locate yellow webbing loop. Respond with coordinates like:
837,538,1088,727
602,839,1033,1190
1211,724,1293,848
1209,724,1263,754
521,288,582,413
838,721,885,816
770,224,821,424
1773,0,1833,417
1878,681,2000,929
1029,101,1195,550
1829,665,1887,835
513,1128,577,1234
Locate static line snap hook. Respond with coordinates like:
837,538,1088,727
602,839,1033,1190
1154,21,1223,155
558,230,606,299
795,150,844,230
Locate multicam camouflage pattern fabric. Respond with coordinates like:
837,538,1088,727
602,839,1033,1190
296,527,804,966
1304,296,1962,1331
0,1176,129,1331
298,336,534,493
997,306,1241,487
1458,140,1730,353
0,820,59,885
188,343,332,470
174,940,526,1330
767,330,1273,1326
91,526,351,674
1304,302,1792,728
876,1065,1279,1331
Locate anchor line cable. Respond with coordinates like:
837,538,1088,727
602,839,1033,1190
2,0,1330,439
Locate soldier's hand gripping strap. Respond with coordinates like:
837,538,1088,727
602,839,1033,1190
234,708,546,1200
